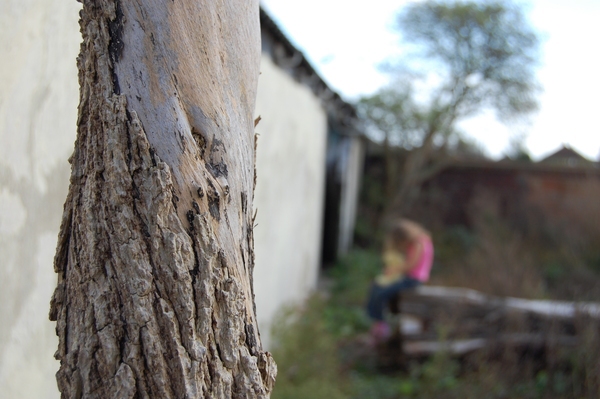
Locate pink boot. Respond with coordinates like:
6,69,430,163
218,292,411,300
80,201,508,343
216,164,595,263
369,321,391,345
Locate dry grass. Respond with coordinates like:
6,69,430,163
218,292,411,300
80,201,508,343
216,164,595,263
427,188,600,302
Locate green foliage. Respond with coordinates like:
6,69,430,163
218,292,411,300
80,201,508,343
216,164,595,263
353,166,388,248
358,85,436,148
586,250,600,275
396,0,540,121
324,250,381,338
328,249,381,306
270,296,348,399
505,132,533,161
349,373,417,399
434,225,476,262
543,260,567,283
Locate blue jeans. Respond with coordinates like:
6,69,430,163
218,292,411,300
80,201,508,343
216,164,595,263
366,277,420,321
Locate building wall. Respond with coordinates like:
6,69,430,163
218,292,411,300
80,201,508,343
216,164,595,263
253,54,328,348
0,1,81,398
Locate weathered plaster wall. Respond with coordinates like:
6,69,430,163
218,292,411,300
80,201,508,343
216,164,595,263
253,54,328,348
0,1,81,398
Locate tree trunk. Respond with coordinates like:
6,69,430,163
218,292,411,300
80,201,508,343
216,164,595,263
387,111,454,218
49,0,276,397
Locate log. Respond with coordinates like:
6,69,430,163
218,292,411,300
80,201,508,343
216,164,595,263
403,334,579,357
404,286,600,319
390,286,600,357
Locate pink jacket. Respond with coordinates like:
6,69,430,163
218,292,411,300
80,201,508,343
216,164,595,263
406,235,434,282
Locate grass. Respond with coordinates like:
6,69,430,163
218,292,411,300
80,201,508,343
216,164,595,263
269,296,348,399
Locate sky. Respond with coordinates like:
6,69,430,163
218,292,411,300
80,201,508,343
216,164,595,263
260,0,600,161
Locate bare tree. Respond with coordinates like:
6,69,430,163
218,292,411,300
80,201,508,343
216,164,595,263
359,0,540,216
49,0,276,397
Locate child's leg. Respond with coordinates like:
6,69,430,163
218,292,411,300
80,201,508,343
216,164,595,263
366,278,420,321
366,283,387,321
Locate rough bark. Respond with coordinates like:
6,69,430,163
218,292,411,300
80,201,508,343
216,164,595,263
49,0,276,397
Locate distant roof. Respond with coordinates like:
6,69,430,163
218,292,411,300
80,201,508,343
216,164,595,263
430,157,600,179
540,145,592,166
259,8,361,136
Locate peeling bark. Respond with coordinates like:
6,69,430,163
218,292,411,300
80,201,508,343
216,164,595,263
49,0,276,397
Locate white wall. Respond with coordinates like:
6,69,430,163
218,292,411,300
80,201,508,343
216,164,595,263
253,54,328,348
0,1,81,398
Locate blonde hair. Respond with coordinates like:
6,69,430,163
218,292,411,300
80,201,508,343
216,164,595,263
385,219,429,252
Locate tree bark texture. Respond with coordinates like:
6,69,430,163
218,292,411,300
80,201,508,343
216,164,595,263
49,0,276,397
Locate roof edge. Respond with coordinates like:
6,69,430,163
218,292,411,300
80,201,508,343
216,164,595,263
259,7,361,135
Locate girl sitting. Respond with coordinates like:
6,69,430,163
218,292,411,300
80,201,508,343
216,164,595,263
366,219,434,342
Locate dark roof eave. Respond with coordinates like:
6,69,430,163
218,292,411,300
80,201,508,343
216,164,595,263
259,7,361,136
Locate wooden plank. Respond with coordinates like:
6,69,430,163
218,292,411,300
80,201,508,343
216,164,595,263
388,285,600,358
403,286,600,319
403,334,579,357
